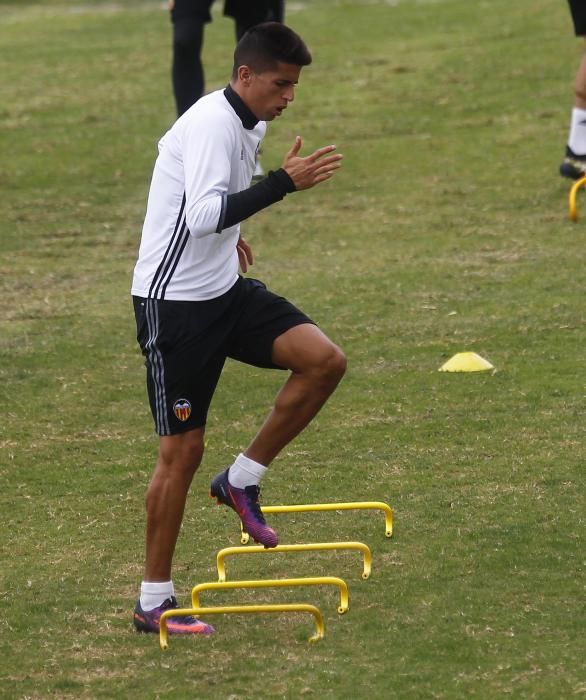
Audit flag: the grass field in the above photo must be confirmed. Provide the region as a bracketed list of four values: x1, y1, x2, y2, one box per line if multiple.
[0, 0, 585, 698]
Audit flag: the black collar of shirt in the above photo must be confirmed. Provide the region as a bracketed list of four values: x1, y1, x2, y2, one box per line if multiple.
[224, 84, 259, 130]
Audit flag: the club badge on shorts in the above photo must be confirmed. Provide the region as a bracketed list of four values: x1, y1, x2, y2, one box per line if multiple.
[173, 398, 191, 422]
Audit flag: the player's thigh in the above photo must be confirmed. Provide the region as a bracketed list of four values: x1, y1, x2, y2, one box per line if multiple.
[226, 278, 314, 369]
[134, 296, 227, 436]
[271, 323, 345, 375]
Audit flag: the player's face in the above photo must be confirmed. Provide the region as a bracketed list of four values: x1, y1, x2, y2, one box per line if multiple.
[244, 62, 302, 121]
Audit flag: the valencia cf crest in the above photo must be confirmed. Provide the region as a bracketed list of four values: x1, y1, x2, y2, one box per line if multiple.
[173, 399, 191, 422]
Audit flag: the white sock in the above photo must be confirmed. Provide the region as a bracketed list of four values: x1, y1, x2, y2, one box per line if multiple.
[228, 452, 267, 489]
[568, 107, 586, 155]
[140, 580, 174, 611]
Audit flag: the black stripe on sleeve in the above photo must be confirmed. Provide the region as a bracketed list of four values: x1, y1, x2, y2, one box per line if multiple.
[216, 194, 227, 233]
[148, 193, 186, 299]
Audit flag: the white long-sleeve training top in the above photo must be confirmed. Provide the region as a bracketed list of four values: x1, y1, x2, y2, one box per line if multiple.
[131, 88, 266, 301]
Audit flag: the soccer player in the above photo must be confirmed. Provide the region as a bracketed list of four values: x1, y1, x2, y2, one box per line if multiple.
[131, 22, 345, 635]
[560, 0, 586, 178]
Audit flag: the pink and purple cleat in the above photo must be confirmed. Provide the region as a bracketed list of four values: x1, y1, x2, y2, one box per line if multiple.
[210, 468, 278, 548]
[133, 596, 215, 635]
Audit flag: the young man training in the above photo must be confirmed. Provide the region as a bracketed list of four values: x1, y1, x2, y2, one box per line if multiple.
[131, 22, 345, 636]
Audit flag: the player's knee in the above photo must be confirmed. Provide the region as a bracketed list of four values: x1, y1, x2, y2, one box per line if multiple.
[315, 344, 347, 389]
[159, 430, 205, 476]
[327, 345, 347, 383]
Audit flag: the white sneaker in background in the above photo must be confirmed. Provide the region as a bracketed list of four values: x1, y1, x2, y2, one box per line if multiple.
[252, 159, 264, 180]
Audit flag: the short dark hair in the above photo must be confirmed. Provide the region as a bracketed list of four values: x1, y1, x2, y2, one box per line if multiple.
[232, 22, 312, 78]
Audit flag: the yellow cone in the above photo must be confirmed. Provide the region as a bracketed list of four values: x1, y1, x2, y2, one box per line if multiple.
[438, 352, 494, 373]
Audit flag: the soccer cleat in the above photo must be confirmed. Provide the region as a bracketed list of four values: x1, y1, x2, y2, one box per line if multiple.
[133, 596, 215, 635]
[560, 146, 586, 180]
[210, 468, 278, 548]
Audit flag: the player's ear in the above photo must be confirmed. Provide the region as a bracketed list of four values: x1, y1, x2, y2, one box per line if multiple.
[238, 65, 253, 86]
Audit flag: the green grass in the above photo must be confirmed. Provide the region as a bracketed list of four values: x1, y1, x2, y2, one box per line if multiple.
[1, 0, 584, 698]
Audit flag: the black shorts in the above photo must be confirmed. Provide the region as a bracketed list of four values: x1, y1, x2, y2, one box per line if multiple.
[569, 0, 586, 36]
[170, 0, 214, 23]
[170, 0, 284, 24]
[133, 277, 314, 436]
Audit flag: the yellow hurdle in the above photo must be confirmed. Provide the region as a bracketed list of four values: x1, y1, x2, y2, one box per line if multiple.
[159, 603, 325, 650]
[239, 501, 393, 544]
[191, 576, 350, 614]
[569, 174, 586, 220]
[216, 541, 372, 582]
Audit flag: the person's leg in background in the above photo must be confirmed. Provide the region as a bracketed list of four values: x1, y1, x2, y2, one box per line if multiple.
[170, 0, 214, 116]
[229, 0, 285, 41]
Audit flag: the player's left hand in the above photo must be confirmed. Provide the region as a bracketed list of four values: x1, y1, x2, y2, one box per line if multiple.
[237, 236, 254, 273]
[282, 136, 343, 191]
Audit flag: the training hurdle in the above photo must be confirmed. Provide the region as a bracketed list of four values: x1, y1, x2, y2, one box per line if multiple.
[216, 541, 372, 582]
[238, 501, 393, 544]
[159, 603, 324, 650]
[155, 499, 392, 650]
[192, 576, 350, 614]
[569, 174, 586, 220]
